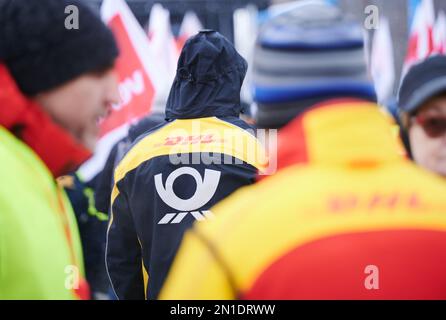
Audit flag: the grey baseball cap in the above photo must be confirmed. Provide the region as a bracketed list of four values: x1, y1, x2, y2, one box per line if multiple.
[399, 55, 446, 114]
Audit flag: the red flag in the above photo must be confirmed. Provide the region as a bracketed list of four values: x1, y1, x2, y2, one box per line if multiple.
[101, 14, 154, 138]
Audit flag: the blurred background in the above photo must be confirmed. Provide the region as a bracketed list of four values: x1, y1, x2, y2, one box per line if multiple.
[75, 0, 446, 184]
[80, 0, 446, 98]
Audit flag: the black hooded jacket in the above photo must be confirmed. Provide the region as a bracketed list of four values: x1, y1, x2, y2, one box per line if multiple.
[106, 31, 267, 299]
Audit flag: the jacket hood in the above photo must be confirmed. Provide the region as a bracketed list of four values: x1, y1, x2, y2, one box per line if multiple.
[165, 30, 248, 120]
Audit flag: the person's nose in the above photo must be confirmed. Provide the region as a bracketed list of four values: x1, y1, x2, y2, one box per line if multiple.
[99, 72, 120, 119]
[106, 71, 121, 106]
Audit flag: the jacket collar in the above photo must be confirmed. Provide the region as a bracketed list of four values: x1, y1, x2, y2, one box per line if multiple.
[276, 99, 406, 171]
[0, 64, 91, 177]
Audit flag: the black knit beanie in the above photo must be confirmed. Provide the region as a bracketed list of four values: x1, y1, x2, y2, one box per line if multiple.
[0, 0, 119, 96]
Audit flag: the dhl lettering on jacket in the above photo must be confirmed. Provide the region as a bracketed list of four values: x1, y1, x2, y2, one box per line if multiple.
[160, 100, 446, 300]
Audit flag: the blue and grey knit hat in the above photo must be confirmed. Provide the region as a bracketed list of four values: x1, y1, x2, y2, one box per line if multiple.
[253, 1, 376, 128]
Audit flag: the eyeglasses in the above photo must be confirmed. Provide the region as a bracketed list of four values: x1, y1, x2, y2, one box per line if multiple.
[414, 114, 446, 138]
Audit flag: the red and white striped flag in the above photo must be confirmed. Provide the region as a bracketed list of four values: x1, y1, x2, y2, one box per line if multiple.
[403, 0, 435, 75]
[176, 11, 203, 52]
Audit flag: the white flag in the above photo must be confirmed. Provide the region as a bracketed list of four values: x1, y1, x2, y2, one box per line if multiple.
[371, 17, 395, 104]
[434, 11, 446, 54]
[233, 5, 258, 105]
[147, 3, 178, 105]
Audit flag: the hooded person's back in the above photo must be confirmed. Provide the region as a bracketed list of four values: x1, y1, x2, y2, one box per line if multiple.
[106, 31, 267, 299]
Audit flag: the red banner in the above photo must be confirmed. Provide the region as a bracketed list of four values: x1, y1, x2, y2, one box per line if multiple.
[99, 14, 154, 138]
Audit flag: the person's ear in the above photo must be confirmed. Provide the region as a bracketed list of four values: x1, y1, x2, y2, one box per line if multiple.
[397, 111, 413, 160]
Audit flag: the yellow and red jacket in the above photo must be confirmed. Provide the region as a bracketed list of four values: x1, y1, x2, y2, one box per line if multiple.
[160, 99, 446, 300]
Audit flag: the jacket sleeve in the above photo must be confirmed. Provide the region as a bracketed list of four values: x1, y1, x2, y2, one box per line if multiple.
[106, 179, 145, 300]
